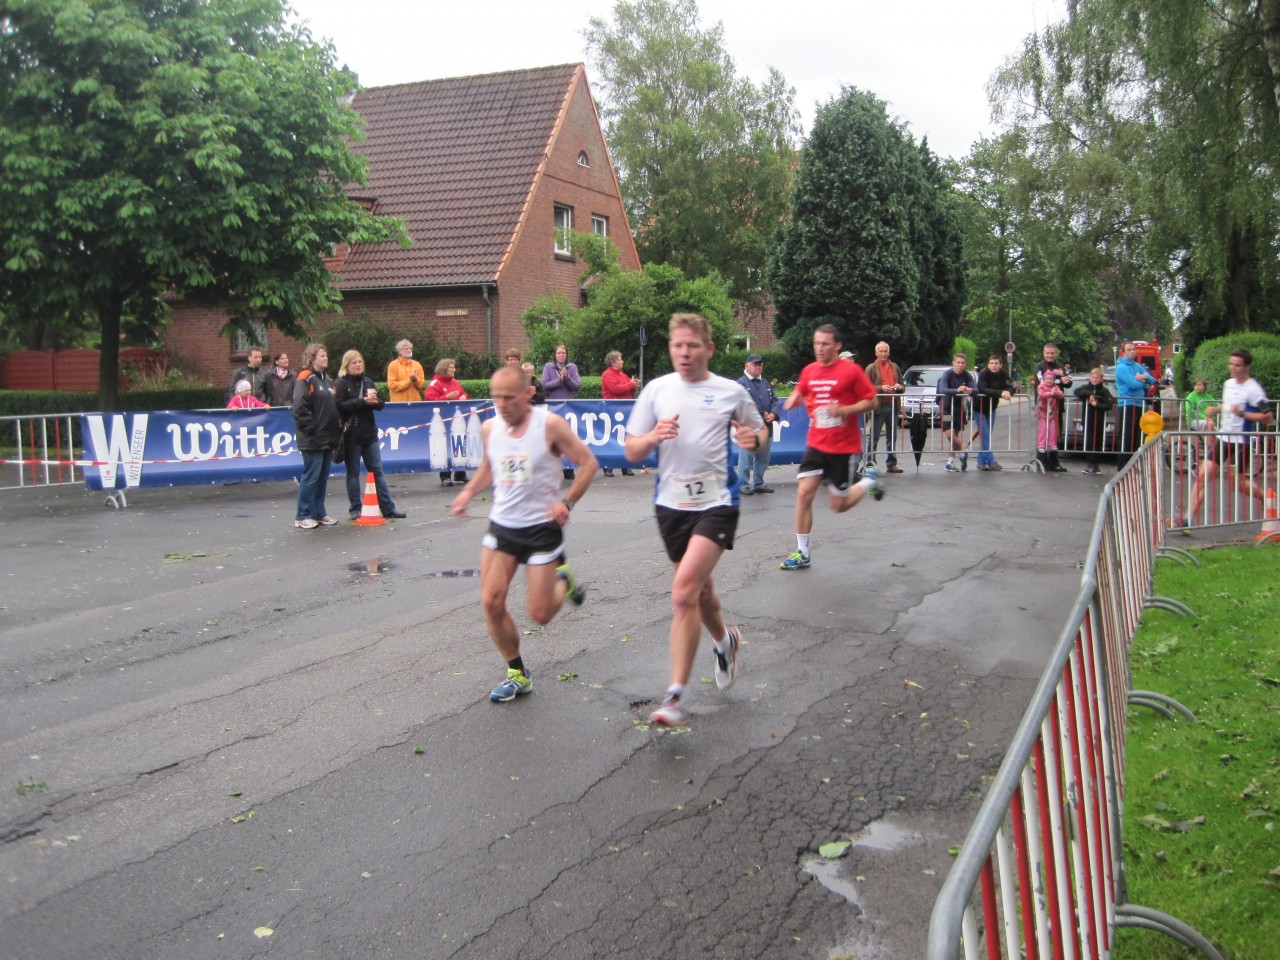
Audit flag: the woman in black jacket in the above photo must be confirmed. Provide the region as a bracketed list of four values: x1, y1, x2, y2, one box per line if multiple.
[1073, 367, 1115, 474]
[335, 350, 405, 519]
[291, 343, 342, 529]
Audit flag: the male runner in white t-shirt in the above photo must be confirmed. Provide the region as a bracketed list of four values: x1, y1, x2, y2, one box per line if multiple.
[625, 313, 768, 727]
[450, 366, 598, 704]
[1176, 348, 1273, 528]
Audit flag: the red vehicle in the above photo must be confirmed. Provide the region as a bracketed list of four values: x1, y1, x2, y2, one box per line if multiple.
[1129, 340, 1162, 397]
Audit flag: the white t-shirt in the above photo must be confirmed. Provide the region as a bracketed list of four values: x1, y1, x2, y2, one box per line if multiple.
[1219, 376, 1268, 442]
[626, 372, 762, 510]
[486, 406, 563, 528]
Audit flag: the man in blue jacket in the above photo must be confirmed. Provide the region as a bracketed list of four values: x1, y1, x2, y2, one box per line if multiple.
[737, 354, 779, 494]
[1114, 340, 1154, 465]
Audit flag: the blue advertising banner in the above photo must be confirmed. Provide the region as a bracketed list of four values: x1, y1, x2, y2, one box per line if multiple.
[80, 400, 813, 491]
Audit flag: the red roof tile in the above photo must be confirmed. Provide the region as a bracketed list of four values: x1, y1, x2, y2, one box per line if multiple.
[337, 64, 581, 290]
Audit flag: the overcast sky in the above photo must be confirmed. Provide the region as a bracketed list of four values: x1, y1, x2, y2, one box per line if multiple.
[286, 0, 1065, 161]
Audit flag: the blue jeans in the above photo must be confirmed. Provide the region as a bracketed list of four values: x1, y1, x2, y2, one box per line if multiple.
[296, 449, 331, 521]
[976, 411, 996, 465]
[345, 439, 396, 515]
[868, 406, 897, 468]
[736, 437, 770, 490]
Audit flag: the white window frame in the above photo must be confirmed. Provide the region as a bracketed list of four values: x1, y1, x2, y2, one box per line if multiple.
[233, 320, 268, 355]
[591, 214, 608, 236]
[577, 151, 590, 167]
[554, 204, 573, 255]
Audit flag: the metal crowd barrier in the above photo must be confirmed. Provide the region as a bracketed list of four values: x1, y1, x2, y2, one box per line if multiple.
[0, 413, 83, 490]
[925, 436, 1247, 960]
[862, 394, 1032, 470]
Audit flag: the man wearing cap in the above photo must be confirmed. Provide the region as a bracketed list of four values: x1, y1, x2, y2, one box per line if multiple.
[865, 341, 904, 473]
[737, 354, 779, 494]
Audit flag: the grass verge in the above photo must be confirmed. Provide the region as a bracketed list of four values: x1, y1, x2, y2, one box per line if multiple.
[1115, 545, 1280, 959]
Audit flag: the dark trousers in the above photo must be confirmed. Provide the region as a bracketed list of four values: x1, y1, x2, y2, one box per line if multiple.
[345, 440, 396, 514]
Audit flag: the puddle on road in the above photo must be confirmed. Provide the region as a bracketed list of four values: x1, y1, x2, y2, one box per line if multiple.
[803, 857, 861, 907]
[803, 816, 933, 960]
[347, 556, 391, 578]
[802, 817, 918, 907]
[345, 558, 480, 581]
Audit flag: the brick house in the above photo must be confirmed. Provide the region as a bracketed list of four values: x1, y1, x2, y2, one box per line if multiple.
[166, 63, 640, 384]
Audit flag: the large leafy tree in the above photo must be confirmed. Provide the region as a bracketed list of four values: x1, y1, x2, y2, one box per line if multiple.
[989, 0, 1280, 359]
[523, 234, 736, 377]
[953, 135, 1113, 369]
[584, 0, 799, 308]
[0, 0, 408, 409]
[765, 87, 964, 365]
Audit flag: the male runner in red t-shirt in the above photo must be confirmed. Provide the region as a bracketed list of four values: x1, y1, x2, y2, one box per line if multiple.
[779, 324, 885, 570]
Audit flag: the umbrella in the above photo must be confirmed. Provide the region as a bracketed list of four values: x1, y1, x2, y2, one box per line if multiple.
[908, 411, 930, 472]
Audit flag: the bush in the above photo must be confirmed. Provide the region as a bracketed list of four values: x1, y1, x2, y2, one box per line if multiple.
[1188, 332, 1280, 398]
[709, 346, 799, 382]
[0, 388, 225, 416]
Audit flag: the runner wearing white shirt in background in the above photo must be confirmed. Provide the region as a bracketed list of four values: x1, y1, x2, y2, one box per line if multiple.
[1175, 348, 1274, 529]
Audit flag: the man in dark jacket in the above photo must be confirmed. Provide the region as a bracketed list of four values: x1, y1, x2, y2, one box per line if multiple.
[226, 348, 270, 404]
[736, 354, 779, 494]
[1034, 343, 1073, 472]
[974, 355, 1013, 471]
[937, 354, 976, 472]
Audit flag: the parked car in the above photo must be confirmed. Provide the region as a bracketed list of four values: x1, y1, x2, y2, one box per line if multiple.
[901, 365, 950, 425]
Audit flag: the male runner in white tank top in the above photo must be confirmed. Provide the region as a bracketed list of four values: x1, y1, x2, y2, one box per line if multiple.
[450, 366, 598, 703]
[625, 313, 768, 727]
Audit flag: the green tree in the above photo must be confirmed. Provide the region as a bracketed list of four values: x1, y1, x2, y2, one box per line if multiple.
[584, 0, 799, 308]
[522, 256, 736, 378]
[766, 87, 964, 366]
[0, 0, 408, 409]
[953, 135, 1113, 368]
[989, 0, 1280, 360]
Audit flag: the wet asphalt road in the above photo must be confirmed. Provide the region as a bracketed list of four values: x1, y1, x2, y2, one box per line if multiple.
[0, 447, 1101, 959]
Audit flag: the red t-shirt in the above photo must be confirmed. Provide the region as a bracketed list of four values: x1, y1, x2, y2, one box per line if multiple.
[796, 359, 877, 454]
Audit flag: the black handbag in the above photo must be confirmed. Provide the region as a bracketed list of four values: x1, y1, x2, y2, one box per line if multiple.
[332, 417, 356, 464]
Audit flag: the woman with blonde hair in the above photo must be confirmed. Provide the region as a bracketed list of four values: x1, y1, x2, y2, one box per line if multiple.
[335, 350, 405, 519]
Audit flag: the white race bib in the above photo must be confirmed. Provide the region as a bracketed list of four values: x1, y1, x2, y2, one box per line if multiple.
[667, 471, 721, 509]
[815, 406, 845, 429]
[495, 454, 532, 487]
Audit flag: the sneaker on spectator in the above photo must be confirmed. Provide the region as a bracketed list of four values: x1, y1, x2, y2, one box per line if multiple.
[988, 461, 1004, 472]
[780, 550, 811, 570]
[317, 516, 339, 526]
[490, 668, 532, 703]
[649, 695, 688, 727]
[294, 518, 318, 529]
[714, 626, 741, 691]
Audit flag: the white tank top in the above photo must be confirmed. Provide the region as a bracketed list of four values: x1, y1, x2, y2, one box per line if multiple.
[487, 406, 563, 528]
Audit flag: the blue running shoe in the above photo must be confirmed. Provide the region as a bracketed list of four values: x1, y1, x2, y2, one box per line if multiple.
[945, 460, 960, 473]
[780, 550, 811, 570]
[490, 668, 532, 703]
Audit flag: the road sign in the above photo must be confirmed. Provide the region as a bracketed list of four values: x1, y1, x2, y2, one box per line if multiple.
[1004, 341, 1017, 354]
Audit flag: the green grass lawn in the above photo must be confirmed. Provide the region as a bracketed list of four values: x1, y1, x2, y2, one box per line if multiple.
[1115, 545, 1280, 960]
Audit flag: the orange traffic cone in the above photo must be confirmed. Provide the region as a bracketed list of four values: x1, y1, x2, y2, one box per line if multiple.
[1255, 487, 1278, 541]
[353, 472, 386, 527]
